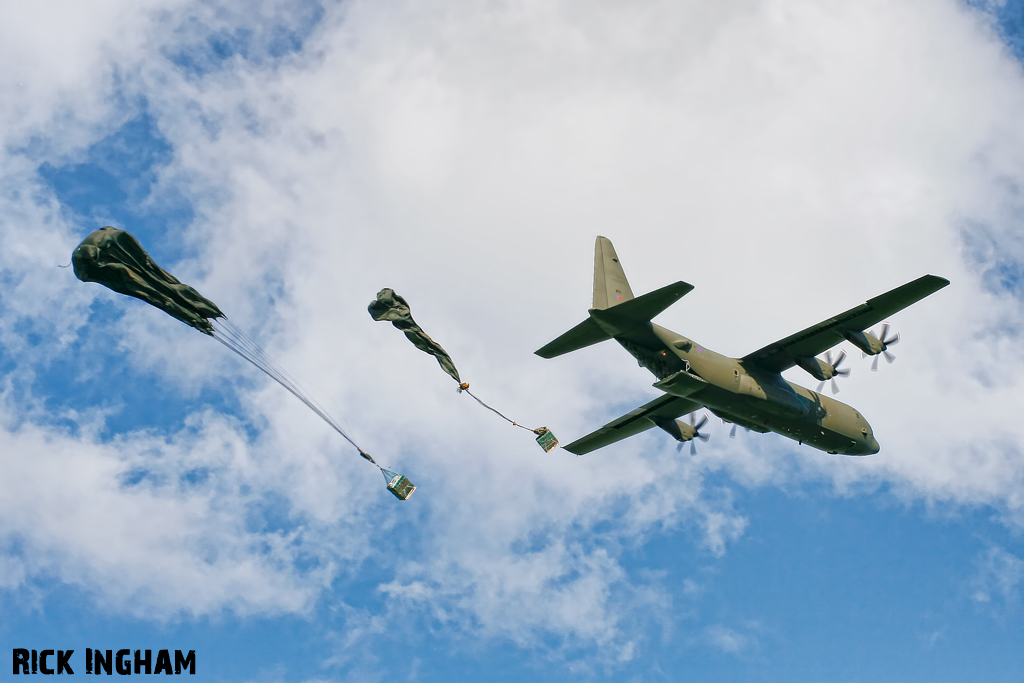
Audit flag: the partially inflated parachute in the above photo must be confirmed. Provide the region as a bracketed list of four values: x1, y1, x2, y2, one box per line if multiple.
[368, 289, 461, 383]
[72, 227, 415, 499]
[72, 227, 223, 334]
[368, 288, 558, 452]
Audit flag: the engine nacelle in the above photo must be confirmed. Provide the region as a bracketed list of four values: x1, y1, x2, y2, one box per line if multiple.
[842, 329, 884, 356]
[795, 356, 833, 381]
[652, 416, 696, 442]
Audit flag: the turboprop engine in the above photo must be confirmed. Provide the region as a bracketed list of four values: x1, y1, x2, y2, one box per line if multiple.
[652, 413, 711, 455]
[795, 350, 850, 394]
[842, 323, 900, 370]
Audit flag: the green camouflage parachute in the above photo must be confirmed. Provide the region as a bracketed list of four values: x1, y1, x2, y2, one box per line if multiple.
[368, 288, 461, 383]
[72, 227, 415, 499]
[72, 227, 223, 334]
[369, 288, 558, 452]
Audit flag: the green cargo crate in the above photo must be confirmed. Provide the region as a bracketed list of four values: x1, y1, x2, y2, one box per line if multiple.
[535, 428, 559, 452]
[383, 470, 417, 500]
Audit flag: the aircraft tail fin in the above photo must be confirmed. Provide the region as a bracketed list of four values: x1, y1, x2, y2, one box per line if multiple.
[593, 236, 634, 310]
[535, 237, 694, 359]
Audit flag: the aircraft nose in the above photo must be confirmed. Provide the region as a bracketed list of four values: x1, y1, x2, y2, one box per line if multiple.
[852, 429, 880, 455]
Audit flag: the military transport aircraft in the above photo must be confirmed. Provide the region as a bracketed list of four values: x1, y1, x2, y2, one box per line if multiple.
[536, 237, 949, 456]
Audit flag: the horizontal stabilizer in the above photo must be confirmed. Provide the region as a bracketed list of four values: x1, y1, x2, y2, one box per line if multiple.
[535, 280, 693, 358]
[589, 281, 694, 336]
[535, 318, 611, 359]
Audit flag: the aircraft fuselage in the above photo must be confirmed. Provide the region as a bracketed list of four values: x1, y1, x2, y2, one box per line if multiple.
[618, 323, 879, 455]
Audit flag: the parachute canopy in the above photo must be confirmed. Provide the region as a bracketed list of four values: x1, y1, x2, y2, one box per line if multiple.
[369, 287, 558, 452]
[72, 227, 223, 335]
[71, 228, 416, 499]
[368, 288, 461, 384]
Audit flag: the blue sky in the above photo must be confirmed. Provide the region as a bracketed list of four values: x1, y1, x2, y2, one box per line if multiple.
[2, 1, 1024, 681]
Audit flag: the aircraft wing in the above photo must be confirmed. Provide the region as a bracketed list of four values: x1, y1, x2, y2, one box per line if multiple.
[742, 274, 950, 373]
[564, 393, 702, 455]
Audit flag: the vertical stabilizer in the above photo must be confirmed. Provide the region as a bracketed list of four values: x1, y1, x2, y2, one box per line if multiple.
[593, 236, 634, 310]
[536, 237, 692, 359]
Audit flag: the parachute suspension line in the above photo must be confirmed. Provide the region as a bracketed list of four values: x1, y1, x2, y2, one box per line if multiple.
[210, 319, 341, 438]
[210, 318, 378, 466]
[211, 320, 375, 465]
[458, 384, 546, 435]
[213, 318, 309, 400]
[458, 383, 558, 451]
[210, 318, 352, 443]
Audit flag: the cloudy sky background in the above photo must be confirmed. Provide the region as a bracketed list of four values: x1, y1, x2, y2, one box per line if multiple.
[2, 0, 1023, 680]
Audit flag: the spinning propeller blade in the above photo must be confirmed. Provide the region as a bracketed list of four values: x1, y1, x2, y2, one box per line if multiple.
[721, 417, 748, 440]
[683, 412, 711, 456]
[815, 349, 850, 394]
[868, 322, 900, 372]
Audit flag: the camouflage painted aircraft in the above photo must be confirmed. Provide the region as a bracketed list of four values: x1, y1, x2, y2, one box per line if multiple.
[536, 237, 949, 456]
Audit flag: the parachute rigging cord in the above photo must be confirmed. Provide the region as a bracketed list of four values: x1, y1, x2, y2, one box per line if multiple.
[210, 317, 378, 466]
[457, 383, 548, 435]
[367, 287, 557, 450]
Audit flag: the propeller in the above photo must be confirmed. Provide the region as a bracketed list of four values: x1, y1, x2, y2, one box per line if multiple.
[677, 412, 711, 455]
[722, 418, 750, 439]
[866, 322, 900, 371]
[815, 349, 851, 395]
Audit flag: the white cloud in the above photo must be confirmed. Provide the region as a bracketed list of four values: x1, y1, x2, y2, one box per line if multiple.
[971, 544, 1023, 606]
[2, 0, 1024, 660]
[0, 552, 26, 590]
[0, 396, 382, 617]
[705, 624, 752, 654]
[701, 503, 749, 557]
